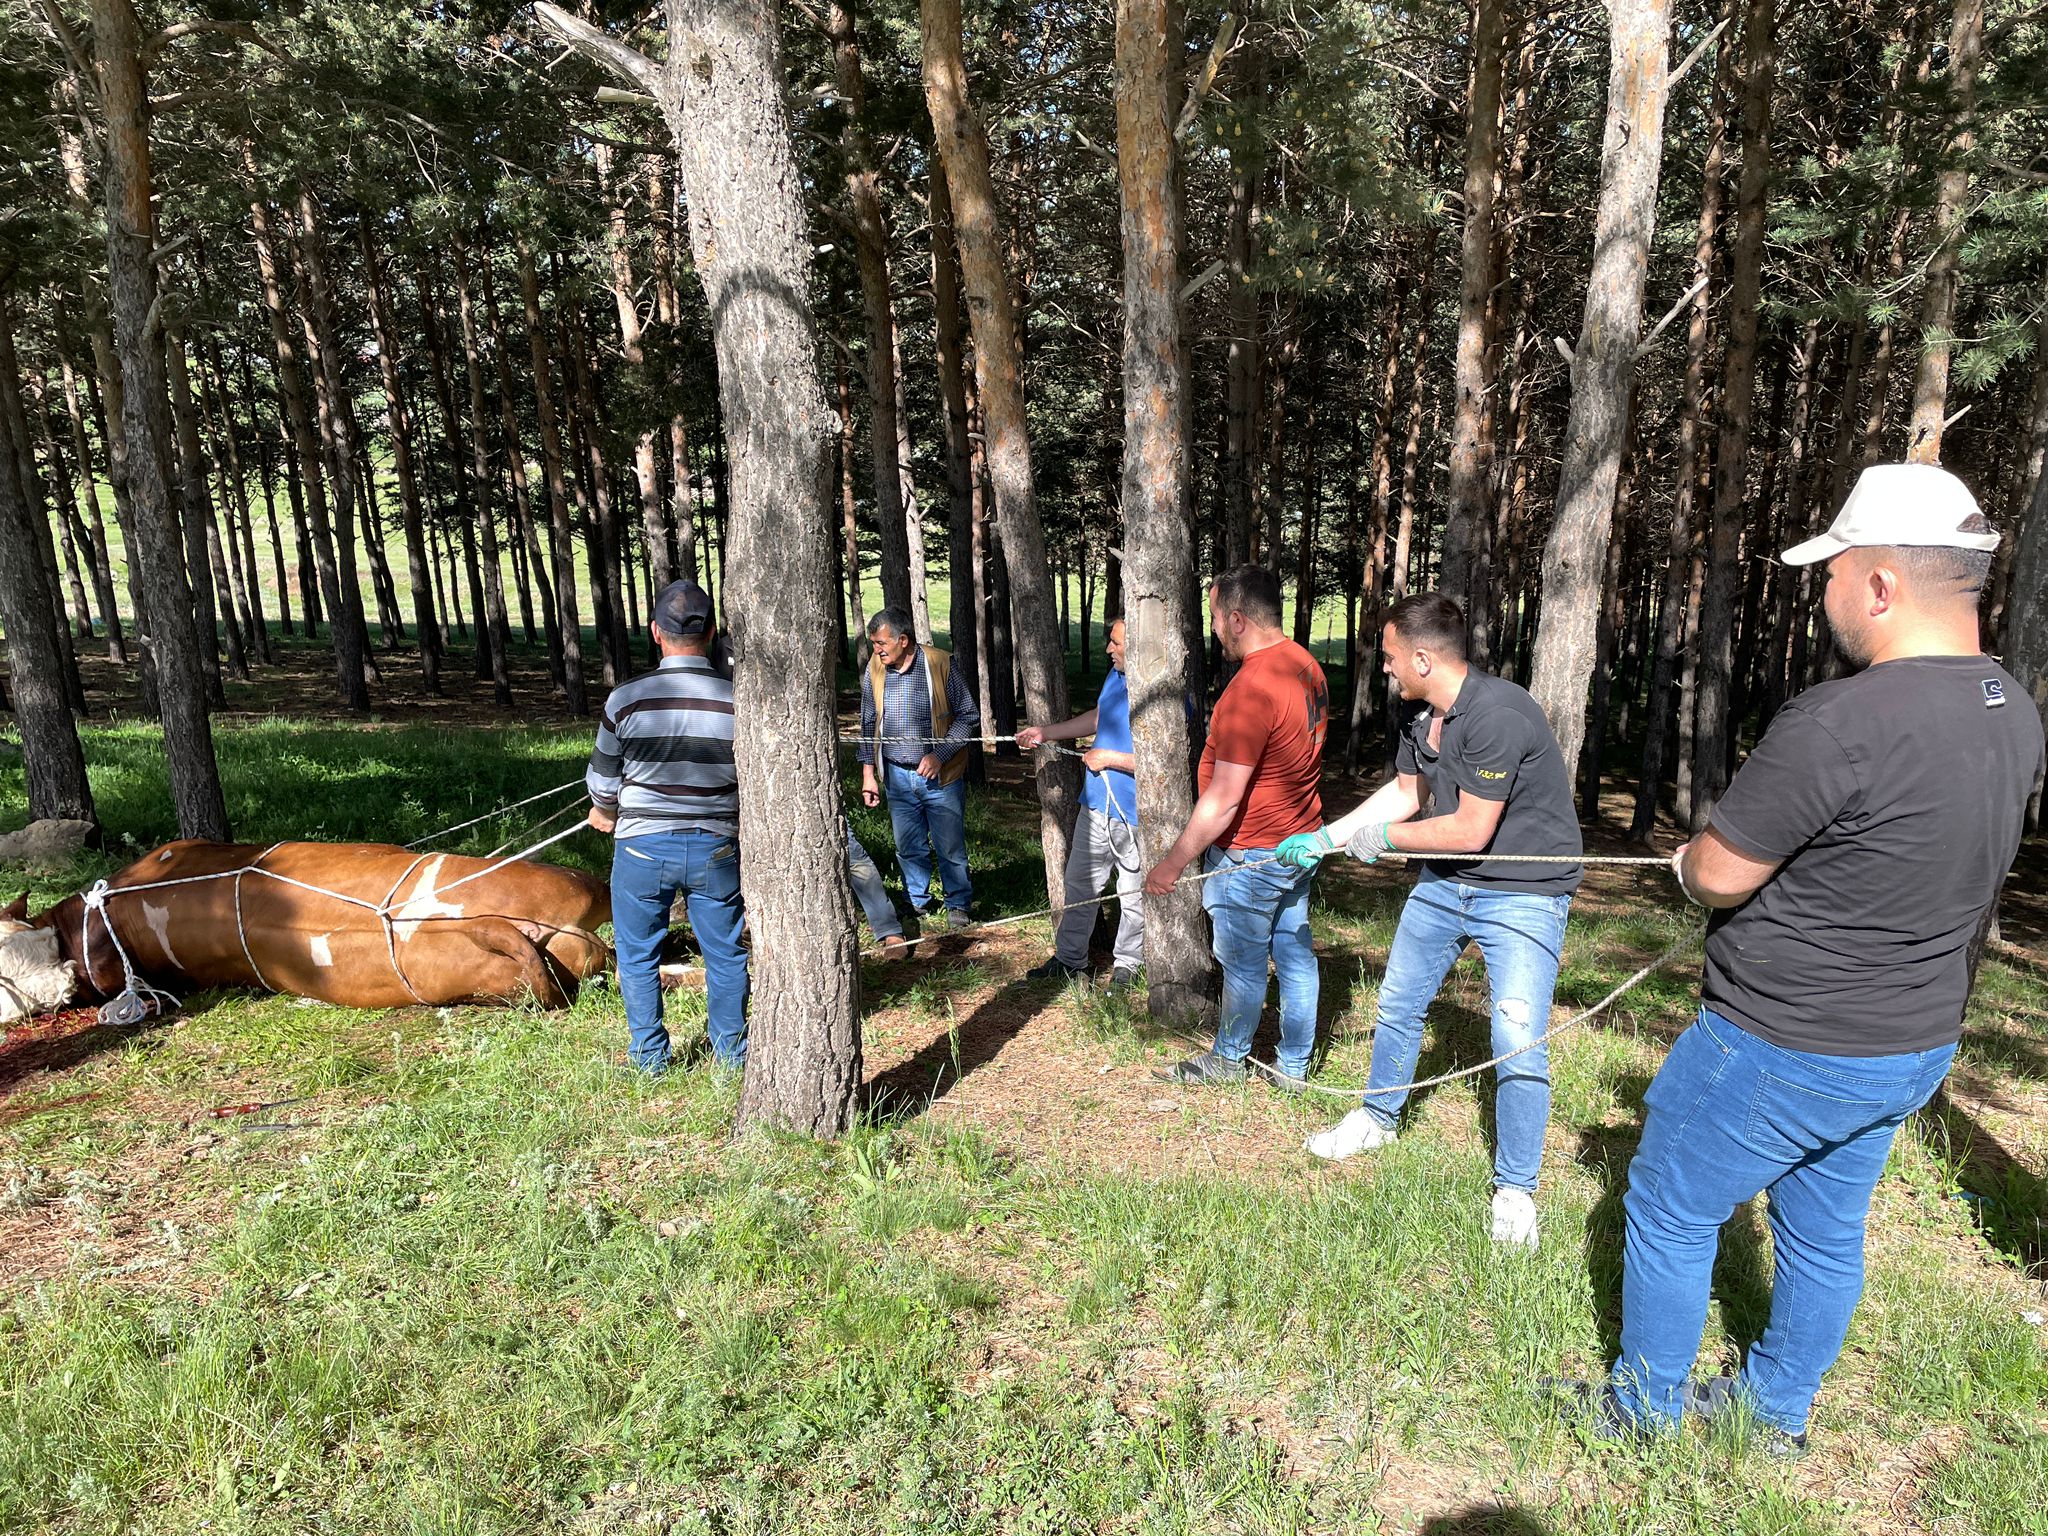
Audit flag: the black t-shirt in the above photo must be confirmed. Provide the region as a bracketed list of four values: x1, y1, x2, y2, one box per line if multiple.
[1395, 669, 1583, 894]
[1704, 655, 2044, 1057]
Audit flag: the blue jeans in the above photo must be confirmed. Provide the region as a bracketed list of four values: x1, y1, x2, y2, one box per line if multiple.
[847, 831, 902, 940]
[1362, 877, 1571, 1193]
[611, 829, 749, 1071]
[883, 761, 971, 916]
[1202, 846, 1318, 1080]
[1613, 1007, 1956, 1435]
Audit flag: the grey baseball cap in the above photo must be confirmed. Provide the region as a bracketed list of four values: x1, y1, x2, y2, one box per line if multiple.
[651, 580, 715, 637]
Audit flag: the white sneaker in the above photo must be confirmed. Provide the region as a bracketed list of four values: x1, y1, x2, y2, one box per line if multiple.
[1490, 1188, 1540, 1250]
[1304, 1108, 1398, 1162]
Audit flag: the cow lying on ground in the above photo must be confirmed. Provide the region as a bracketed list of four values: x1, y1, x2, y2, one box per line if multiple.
[14, 840, 611, 1013]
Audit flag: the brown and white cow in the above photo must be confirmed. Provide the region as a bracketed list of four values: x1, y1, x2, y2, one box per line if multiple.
[26, 840, 610, 1012]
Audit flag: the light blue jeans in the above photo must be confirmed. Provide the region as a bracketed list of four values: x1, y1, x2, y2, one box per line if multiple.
[1361, 876, 1572, 1193]
[611, 829, 748, 1070]
[883, 760, 971, 916]
[1202, 846, 1318, 1081]
[1613, 1006, 1957, 1435]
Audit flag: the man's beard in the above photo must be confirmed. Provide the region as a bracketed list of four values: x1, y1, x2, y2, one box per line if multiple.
[1826, 610, 1873, 669]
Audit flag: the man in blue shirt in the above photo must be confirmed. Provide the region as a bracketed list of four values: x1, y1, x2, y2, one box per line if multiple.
[1017, 618, 1145, 986]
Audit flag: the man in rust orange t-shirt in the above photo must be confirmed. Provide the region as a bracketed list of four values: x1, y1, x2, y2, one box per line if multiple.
[1145, 564, 1328, 1086]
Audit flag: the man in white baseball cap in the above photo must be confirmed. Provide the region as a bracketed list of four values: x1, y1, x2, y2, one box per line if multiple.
[1558, 463, 2043, 1454]
[1778, 461, 2004, 568]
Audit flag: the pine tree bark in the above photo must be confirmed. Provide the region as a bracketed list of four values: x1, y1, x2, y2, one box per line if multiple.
[89, 0, 228, 839]
[1906, 0, 1983, 464]
[360, 225, 442, 692]
[539, 0, 863, 1138]
[164, 325, 228, 704]
[514, 241, 585, 709]
[1116, 0, 1217, 1021]
[1691, 0, 1775, 827]
[1439, 0, 1509, 655]
[0, 302, 96, 828]
[930, 160, 981, 773]
[920, 0, 1079, 905]
[3, 354, 87, 714]
[200, 344, 271, 664]
[1527, 0, 1672, 781]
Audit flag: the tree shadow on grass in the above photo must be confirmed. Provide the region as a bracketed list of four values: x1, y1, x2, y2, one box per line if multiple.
[1422, 1507, 1554, 1536]
[863, 971, 1065, 1125]
[1920, 1086, 2048, 1281]
[1577, 1078, 1775, 1366]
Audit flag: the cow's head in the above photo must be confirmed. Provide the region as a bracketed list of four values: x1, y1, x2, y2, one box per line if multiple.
[0, 892, 80, 1025]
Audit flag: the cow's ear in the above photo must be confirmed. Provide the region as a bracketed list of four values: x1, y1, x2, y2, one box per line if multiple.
[1, 892, 26, 923]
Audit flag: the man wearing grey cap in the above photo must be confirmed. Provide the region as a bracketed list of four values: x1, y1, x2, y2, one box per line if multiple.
[586, 580, 748, 1074]
[1571, 465, 2044, 1454]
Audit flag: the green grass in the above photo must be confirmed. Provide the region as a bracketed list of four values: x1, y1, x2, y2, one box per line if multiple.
[4, 721, 2046, 1534]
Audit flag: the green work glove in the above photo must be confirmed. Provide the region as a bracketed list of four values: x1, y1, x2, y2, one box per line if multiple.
[1276, 828, 1335, 869]
[1345, 822, 1394, 864]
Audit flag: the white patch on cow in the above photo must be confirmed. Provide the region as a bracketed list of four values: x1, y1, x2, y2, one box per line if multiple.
[141, 902, 182, 969]
[158, 849, 175, 863]
[309, 934, 334, 968]
[389, 856, 466, 942]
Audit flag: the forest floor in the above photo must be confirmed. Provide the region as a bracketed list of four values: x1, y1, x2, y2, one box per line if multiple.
[2, 647, 2046, 1535]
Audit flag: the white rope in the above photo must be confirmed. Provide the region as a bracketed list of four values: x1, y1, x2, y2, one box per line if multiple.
[404, 779, 586, 849]
[1225, 934, 1700, 1101]
[79, 881, 181, 1027]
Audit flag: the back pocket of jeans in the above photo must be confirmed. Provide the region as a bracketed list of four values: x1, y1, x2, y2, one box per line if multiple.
[1744, 1071, 1888, 1160]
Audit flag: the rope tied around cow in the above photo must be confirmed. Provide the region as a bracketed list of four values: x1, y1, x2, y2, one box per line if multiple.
[74, 819, 602, 1025]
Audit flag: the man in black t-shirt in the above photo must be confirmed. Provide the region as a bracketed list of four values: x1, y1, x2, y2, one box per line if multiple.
[1588, 464, 2044, 1454]
[1280, 592, 1584, 1250]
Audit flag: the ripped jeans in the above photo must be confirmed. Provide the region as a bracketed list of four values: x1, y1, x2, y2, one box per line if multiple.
[1359, 876, 1572, 1192]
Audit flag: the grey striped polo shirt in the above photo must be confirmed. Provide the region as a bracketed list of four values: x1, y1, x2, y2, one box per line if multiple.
[586, 656, 739, 841]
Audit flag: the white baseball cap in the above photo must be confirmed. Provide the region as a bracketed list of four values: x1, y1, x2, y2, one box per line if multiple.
[1781, 463, 2000, 566]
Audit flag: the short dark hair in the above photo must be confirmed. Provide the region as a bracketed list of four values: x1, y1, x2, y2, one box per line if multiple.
[867, 606, 914, 641]
[1879, 514, 1996, 602]
[1209, 564, 1283, 628]
[1384, 592, 1468, 660]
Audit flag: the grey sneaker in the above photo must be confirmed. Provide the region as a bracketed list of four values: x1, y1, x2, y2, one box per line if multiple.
[1684, 1376, 1809, 1460]
[1106, 967, 1142, 989]
[1263, 1065, 1312, 1094]
[1544, 1379, 1656, 1446]
[1157, 1050, 1248, 1086]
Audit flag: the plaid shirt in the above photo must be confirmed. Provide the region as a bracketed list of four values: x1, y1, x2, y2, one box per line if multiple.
[857, 645, 981, 768]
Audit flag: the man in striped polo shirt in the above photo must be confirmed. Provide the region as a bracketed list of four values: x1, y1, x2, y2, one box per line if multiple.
[858, 606, 982, 927]
[586, 580, 746, 1074]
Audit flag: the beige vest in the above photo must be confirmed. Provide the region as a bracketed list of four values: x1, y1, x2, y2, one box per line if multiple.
[867, 646, 969, 786]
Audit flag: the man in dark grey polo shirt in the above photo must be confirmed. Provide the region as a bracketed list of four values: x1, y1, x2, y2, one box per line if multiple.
[1580, 464, 2043, 1454]
[1281, 591, 1583, 1249]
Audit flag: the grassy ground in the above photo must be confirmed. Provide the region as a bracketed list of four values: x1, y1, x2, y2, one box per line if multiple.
[3, 702, 2046, 1534]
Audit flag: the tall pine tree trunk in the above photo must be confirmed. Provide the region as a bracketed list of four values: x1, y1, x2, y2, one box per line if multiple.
[90, 0, 228, 839]
[0, 298, 96, 829]
[920, 0, 1079, 905]
[515, 241, 585, 709]
[1906, 0, 1983, 464]
[540, 0, 862, 1138]
[1691, 0, 1774, 826]
[450, 235, 515, 705]
[1528, 0, 1672, 780]
[1631, 8, 1731, 841]
[360, 225, 442, 692]
[1439, 0, 1509, 656]
[931, 160, 981, 775]
[1117, 0, 1217, 1020]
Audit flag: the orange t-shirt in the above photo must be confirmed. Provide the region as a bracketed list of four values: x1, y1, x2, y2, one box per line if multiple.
[1198, 638, 1328, 850]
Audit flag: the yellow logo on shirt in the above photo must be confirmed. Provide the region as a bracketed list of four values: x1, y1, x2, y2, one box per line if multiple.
[1477, 768, 1506, 780]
